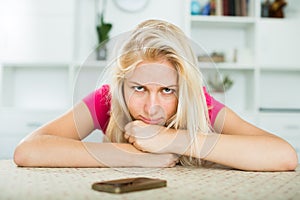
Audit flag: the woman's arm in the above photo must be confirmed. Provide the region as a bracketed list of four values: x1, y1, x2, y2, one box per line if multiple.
[204, 107, 298, 171]
[14, 102, 178, 168]
[14, 135, 178, 168]
[125, 107, 298, 171]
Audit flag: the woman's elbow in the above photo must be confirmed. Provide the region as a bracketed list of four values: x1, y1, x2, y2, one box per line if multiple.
[279, 144, 298, 171]
[13, 141, 32, 167]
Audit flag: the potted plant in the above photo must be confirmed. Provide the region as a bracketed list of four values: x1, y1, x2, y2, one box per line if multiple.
[96, 13, 112, 60]
[208, 73, 234, 103]
[208, 74, 233, 92]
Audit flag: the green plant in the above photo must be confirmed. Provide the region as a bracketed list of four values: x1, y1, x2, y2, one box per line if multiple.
[208, 74, 234, 92]
[96, 13, 112, 45]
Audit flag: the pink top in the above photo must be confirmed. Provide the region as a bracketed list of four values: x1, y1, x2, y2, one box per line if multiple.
[83, 84, 224, 133]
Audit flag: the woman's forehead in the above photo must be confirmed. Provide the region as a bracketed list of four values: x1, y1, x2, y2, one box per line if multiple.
[125, 61, 178, 86]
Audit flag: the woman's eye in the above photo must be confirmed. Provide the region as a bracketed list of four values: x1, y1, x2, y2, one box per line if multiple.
[162, 88, 174, 94]
[133, 86, 145, 92]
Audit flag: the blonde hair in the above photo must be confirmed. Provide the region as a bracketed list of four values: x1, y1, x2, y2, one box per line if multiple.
[105, 19, 212, 166]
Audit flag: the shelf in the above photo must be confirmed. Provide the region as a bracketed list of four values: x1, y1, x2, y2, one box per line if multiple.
[191, 15, 256, 28]
[0, 107, 66, 113]
[1, 61, 70, 68]
[1, 65, 70, 109]
[78, 60, 108, 68]
[258, 17, 290, 22]
[0, 60, 110, 69]
[260, 65, 300, 72]
[259, 71, 300, 110]
[259, 108, 300, 113]
[199, 62, 255, 71]
[0, 108, 65, 137]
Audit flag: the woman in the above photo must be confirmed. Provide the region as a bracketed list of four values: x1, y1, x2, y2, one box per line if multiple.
[14, 19, 298, 171]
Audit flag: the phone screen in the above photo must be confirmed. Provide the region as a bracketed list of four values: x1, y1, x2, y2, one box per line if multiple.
[92, 177, 167, 194]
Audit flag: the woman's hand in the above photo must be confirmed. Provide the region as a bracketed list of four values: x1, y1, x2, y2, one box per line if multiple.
[124, 120, 179, 154]
[139, 153, 180, 168]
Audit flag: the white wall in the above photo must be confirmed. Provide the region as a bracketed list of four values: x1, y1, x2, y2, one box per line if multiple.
[76, 0, 187, 61]
[0, 0, 76, 63]
[105, 0, 186, 36]
[0, 0, 186, 62]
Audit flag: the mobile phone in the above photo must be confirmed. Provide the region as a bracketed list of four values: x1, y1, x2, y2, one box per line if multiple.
[91, 177, 167, 194]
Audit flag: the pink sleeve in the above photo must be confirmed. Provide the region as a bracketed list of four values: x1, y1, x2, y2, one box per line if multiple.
[82, 85, 111, 133]
[203, 87, 225, 126]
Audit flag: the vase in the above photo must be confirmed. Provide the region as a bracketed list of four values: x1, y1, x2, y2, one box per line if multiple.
[96, 45, 107, 60]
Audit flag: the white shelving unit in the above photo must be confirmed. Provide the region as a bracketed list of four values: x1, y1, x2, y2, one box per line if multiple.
[185, 1, 258, 121]
[0, 60, 106, 159]
[0, 0, 103, 159]
[185, 0, 300, 159]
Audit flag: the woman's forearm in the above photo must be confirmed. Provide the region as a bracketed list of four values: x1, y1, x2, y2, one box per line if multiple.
[14, 135, 99, 167]
[202, 134, 297, 171]
[173, 132, 298, 171]
[14, 135, 177, 168]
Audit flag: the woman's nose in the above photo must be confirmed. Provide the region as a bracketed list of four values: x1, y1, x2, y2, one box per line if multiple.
[145, 93, 160, 116]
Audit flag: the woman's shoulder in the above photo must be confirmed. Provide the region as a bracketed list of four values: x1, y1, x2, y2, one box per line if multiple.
[95, 84, 110, 95]
[202, 87, 225, 125]
[82, 84, 111, 131]
[202, 87, 211, 105]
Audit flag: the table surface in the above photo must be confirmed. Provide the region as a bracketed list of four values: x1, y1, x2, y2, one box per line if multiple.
[1, 160, 300, 200]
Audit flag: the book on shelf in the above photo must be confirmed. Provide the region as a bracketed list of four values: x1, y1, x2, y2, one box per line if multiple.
[198, 0, 249, 17]
[215, 0, 223, 16]
[223, 0, 229, 15]
[228, 0, 235, 16]
[228, 0, 248, 16]
[235, 0, 241, 16]
[240, 0, 247, 16]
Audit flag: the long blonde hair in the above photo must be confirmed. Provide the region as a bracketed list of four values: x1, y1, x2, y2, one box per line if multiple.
[105, 19, 212, 166]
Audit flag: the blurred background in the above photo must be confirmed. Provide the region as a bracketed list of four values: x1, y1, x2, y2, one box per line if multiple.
[0, 0, 300, 161]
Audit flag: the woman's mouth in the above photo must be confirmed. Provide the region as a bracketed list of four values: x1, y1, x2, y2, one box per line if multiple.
[139, 116, 165, 125]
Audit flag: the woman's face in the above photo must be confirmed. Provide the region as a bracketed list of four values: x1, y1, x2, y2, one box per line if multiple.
[124, 60, 178, 125]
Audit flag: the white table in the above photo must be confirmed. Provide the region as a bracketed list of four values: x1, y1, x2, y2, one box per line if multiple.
[0, 160, 299, 199]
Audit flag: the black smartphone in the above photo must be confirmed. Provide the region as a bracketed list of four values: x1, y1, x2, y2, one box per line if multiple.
[91, 177, 167, 194]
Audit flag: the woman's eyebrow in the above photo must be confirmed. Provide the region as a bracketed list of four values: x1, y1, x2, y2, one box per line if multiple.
[129, 81, 178, 88]
[163, 85, 178, 88]
[128, 81, 143, 85]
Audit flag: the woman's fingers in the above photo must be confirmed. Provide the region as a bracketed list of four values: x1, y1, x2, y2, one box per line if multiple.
[128, 136, 135, 144]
